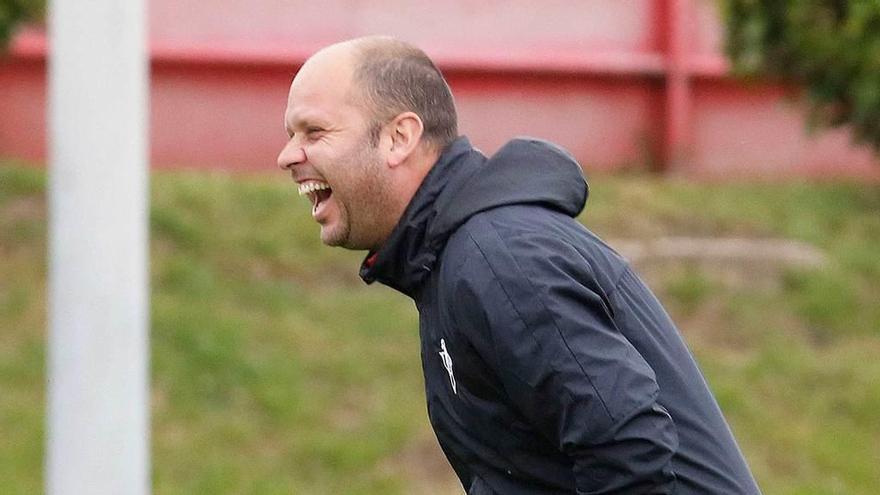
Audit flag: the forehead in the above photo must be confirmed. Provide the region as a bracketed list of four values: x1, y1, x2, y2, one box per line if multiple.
[285, 51, 364, 128]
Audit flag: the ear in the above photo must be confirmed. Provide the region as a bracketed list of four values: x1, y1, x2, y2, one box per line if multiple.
[385, 111, 424, 168]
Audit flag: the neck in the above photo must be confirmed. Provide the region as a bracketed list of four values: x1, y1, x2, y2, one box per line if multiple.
[371, 145, 442, 251]
[403, 144, 442, 202]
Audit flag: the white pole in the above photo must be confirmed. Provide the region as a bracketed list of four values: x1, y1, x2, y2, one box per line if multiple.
[47, 0, 150, 492]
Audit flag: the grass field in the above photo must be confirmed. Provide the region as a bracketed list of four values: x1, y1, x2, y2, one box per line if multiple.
[2, 162, 879, 494]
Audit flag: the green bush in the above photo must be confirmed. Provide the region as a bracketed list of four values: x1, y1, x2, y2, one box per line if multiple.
[725, 1, 880, 153]
[0, 0, 43, 50]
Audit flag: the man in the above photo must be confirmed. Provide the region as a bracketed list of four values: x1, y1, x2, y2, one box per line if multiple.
[278, 36, 761, 494]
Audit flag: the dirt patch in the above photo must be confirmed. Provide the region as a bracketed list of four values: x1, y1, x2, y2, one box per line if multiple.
[327, 389, 372, 432]
[0, 195, 45, 224]
[610, 237, 825, 268]
[676, 298, 752, 355]
[380, 431, 463, 494]
[613, 236, 826, 294]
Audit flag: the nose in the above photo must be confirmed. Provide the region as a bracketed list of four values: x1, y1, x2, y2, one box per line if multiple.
[277, 140, 306, 171]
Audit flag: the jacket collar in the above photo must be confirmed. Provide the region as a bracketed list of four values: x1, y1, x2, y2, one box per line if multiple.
[359, 135, 589, 298]
[359, 136, 483, 297]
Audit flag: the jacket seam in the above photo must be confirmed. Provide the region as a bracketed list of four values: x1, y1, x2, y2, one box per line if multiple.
[462, 223, 616, 424]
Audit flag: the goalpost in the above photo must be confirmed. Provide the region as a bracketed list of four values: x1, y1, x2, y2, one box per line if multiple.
[46, 0, 150, 493]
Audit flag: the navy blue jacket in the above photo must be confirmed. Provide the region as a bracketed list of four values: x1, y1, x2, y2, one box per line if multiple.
[361, 137, 761, 494]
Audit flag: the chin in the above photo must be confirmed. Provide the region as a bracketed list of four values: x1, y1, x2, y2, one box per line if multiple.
[319, 226, 349, 248]
[320, 233, 344, 247]
[326, 232, 378, 251]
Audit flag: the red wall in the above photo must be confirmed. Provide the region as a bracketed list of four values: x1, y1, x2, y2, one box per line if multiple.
[1, 0, 878, 179]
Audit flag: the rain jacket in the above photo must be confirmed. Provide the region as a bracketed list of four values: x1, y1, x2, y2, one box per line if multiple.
[360, 137, 761, 494]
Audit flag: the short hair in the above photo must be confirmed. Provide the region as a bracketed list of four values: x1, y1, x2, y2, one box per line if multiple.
[351, 37, 458, 151]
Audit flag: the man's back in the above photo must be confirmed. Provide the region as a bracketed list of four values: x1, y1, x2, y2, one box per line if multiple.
[364, 137, 760, 494]
[427, 203, 759, 493]
[278, 36, 760, 495]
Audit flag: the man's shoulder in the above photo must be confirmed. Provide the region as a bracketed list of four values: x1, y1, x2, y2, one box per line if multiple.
[454, 202, 560, 235]
[441, 204, 628, 291]
[448, 204, 605, 258]
[445, 204, 564, 258]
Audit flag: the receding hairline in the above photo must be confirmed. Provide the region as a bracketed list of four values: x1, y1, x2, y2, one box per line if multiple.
[295, 36, 458, 150]
[346, 36, 427, 108]
[296, 36, 409, 92]
[299, 35, 442, 109]
[292, 37, 401, 110]
[353, 37, 458, 149]
[349, 35, 423, 60]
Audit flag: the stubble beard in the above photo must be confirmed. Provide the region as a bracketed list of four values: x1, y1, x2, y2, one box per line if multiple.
[322, 138, 393, 251]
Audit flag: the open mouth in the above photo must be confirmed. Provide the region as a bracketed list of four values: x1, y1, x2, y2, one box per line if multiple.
[298, 180, 332, 214]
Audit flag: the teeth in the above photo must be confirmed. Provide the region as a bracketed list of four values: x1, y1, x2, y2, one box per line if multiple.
[297, 181, 330, 196]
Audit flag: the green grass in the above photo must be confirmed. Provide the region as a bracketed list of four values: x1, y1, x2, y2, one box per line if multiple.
[1, 163, 879, 494]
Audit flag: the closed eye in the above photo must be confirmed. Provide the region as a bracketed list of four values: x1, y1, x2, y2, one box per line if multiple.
[285, 122, 328, 141]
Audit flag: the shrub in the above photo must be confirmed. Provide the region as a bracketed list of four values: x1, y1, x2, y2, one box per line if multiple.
[0, 0, 43, 50]
[725, 1, 880, 153]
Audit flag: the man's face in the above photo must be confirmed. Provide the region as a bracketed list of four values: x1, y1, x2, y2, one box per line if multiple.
[277, 52, 393, 250]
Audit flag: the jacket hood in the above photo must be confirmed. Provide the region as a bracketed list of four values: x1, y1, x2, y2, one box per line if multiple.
[360, 136, 589, 297]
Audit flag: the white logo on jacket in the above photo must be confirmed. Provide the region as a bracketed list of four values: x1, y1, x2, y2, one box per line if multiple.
[438, 338, 457, 394]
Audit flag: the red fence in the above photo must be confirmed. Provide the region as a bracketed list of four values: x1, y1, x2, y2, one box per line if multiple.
[1, 0, 878, 179]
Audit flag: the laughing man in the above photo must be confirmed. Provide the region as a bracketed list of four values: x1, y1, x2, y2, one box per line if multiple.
[277, 36, 761, 495]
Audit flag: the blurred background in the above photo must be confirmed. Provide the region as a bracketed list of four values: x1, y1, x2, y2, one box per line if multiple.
[2, 1, 879, 493]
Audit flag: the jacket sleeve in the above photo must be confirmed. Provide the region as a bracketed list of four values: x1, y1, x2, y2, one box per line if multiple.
[451, 229, 678, 494]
